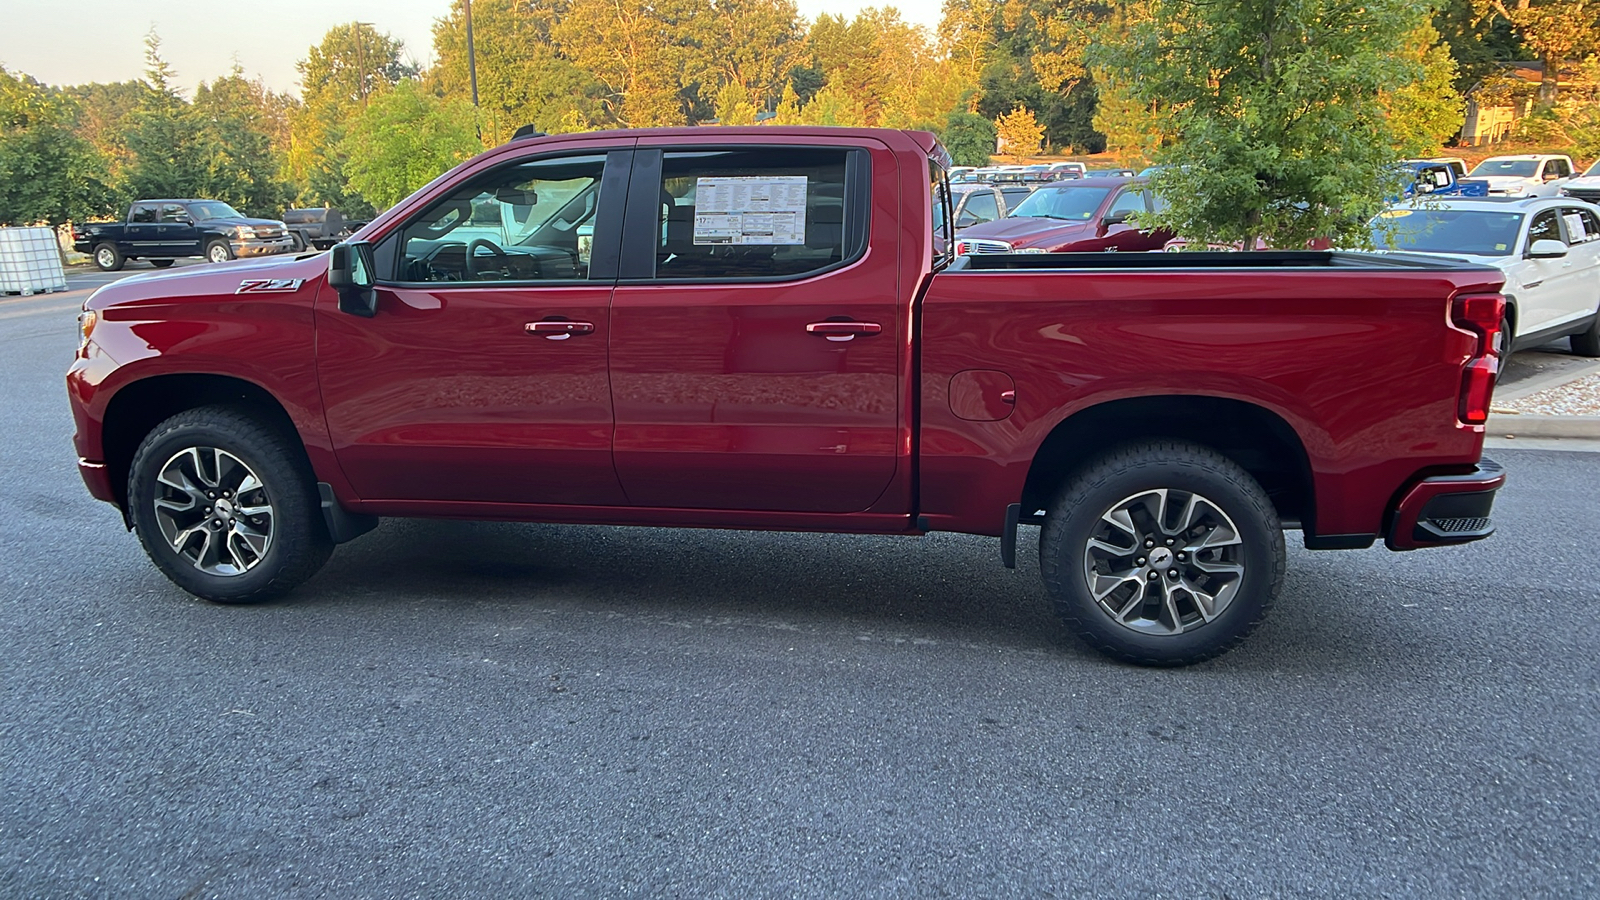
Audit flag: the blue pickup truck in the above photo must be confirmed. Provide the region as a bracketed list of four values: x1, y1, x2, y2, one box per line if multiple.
[1401, 160, 1490, 199]
[72, 199, 295, 271]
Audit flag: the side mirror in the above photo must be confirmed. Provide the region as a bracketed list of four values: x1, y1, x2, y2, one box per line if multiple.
[328, 241, 378, 317]
[1528, 238, 1568, 259]
[1103, 212, 1131, 227]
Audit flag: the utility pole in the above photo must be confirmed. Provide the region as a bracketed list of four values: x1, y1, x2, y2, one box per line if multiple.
[352, 21, 374, 108]
[464, 0, 479, 108]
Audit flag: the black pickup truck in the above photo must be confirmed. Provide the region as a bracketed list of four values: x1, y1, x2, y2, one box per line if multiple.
[73, 199, 294, 271]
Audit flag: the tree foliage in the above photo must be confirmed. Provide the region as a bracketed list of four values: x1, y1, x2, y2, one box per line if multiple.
[191, 68, 296, 215]
[0, 67, 112, 225]
[1097, 0, 1420, 250]
[340, 80, 482, 211]
[995, 106, 1043, 162]
[289, 24, 418, 215]
[942, 108, 996, 165]
[122, 31, 207, 202]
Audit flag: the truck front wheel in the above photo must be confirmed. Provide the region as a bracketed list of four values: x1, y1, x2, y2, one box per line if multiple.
[128, 407, 333, 604]
[1039, 441, 1285, 666]
[93, 243, 124, 271]
[205, 240, 233, 263]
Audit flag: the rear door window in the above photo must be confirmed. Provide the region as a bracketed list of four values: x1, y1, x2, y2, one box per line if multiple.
[643, 147, 866, 280]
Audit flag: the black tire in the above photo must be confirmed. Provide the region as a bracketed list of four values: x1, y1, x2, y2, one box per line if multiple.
[149, 259, 175, 268]
[1039, 441, 1286, 667]
[289, 232, 308, 252]
[1573, 306, 1600, 357]
[128, 407, 333, 604]
[204, 239, 234, 264]
[93, 243, 124, 271]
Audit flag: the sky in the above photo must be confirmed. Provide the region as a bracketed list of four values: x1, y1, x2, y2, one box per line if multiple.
[1, 0, 946, 97]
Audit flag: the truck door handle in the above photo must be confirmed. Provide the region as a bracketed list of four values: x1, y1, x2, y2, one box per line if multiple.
[806, 321, 882, 342]
[526, 320, 595, 340]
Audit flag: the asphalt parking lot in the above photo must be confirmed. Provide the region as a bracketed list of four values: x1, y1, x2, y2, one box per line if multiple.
[1, 277, 1597, 896]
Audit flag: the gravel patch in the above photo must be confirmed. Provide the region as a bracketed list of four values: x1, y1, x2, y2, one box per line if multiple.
[1497, 372, 1600, 416]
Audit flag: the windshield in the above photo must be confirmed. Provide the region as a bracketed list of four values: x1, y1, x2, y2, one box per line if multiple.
[1370, 208, 1524, 256]
[1584, 161, 1600, 177]
[1010, 186, 1111, 221]
[188, 202, 244, 220]
[1469, 159, 1538, 178]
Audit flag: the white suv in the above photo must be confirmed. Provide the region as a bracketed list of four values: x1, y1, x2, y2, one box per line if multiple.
[1467, 154, 1575, 197]
[1368, 196, 1600, 358]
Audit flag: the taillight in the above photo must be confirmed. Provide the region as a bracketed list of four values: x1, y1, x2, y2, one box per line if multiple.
[1450, 293, 1505, 425]
[954, 241, 970, 256]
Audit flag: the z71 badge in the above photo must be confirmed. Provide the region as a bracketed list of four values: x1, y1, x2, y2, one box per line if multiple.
[235, 278, 304, 294]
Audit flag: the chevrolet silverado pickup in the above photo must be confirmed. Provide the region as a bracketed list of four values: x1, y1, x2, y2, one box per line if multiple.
[68, 127, 1509, 666]
[73, 199, 294, 270]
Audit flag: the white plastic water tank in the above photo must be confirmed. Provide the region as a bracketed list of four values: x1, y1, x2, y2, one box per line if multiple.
[0, 226, 68, 295]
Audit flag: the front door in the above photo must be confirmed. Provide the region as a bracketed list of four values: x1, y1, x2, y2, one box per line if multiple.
[607, 141, 904, 513]
[160, 203, 199, 256]
[316, 146, 633, 506]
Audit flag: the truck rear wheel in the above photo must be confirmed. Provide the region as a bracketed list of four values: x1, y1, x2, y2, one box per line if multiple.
[128, 407, 333, 604]
[150, 259, 175, 268]
[93, 243, 124, 271]
[205, 240, 233, 263]
[1039, 441, 1285, 666]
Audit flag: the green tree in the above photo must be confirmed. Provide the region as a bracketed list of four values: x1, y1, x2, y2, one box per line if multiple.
[553, 0, 701, 126]
[1478, 0, 1599, 105]
[994, 105, 1042, 162]
[1383, 20, 1466, 155]
[289, 24, 418, 215]
[941, 108, 996, 165]
[1097, 0, 1418, 250]
[340, 80, 482, 211]
[794, 82, 868, 125]
[0, 67, 113, 225]
[429, 0, 606, 144]
[62, 79, 144, 192]
[190, 67, 294, 215]
[122, 31, 208, 202]
[713, 80, 758, 125]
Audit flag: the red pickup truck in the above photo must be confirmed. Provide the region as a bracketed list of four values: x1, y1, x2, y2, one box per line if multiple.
[68, 126, 1508, 666]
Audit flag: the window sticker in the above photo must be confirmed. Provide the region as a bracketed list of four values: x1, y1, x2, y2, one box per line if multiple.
[694, 175, 807, 245]
[1564, 213, 1587, 240]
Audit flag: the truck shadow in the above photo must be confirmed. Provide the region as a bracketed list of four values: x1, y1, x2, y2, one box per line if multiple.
[289, 518, 1427, 671]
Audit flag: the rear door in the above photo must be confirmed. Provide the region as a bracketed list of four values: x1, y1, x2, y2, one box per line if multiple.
[607, 139, 904, 513]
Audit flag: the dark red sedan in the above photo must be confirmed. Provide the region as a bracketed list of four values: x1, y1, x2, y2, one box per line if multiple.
[953, 176, 1173, 254]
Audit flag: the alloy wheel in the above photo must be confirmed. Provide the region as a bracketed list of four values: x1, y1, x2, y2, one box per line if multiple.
[151, 446, 274, 576]
[1081, 488, 1245, 636]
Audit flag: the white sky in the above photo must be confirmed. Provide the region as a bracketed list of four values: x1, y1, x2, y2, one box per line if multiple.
[1, 0, 946, 96]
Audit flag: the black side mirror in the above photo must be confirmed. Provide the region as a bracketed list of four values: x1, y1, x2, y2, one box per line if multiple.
[1103, 212, 1131, 227]
[329, 241, 377, 317]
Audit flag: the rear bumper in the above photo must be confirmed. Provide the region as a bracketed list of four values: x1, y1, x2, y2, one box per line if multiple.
[1385, 457, 1504, 550]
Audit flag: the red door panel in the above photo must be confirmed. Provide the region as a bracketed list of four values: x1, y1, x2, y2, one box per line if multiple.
[317, 284, 625, 505]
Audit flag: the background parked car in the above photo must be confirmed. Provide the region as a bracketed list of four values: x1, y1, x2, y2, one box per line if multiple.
[1399, 160, 1489, 199]
[1369, 196, 1600, 358]
[1467, 154, 1575, 197]
[936, 183, 1038, 253]
[72, 199, 293, 270]
[1560, 159, 1600, 205]
[953, 176, 1174, 254]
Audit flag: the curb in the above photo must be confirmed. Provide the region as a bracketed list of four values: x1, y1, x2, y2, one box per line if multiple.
[1485, 414, 1600, 439]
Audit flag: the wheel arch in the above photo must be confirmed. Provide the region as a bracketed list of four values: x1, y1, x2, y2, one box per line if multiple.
[1021, 395, 1317, 532]
[101, 373, 308, 510]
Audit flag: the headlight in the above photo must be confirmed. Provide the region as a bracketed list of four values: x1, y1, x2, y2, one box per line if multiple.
[234, 226, 257, 239]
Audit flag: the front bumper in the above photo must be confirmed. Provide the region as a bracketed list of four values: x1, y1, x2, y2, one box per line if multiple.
[1385, 457, 1505, 550]
[78, 458, 116, 504]
[232, 236, 295, 257]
